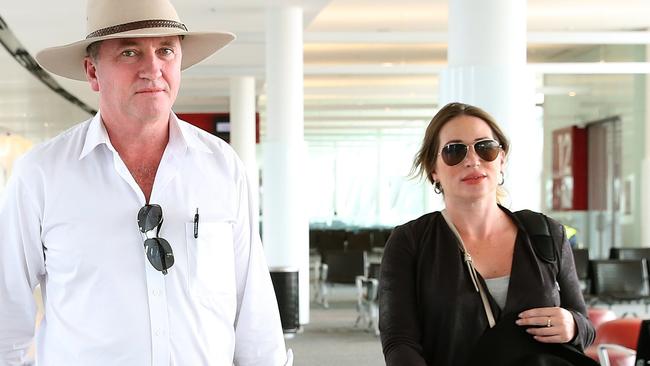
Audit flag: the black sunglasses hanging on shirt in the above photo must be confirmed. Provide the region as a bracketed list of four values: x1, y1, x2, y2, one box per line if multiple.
[137, 204, 175, 275]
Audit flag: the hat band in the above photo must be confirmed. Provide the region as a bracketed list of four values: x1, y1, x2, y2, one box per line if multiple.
[86, 19, 188, 39]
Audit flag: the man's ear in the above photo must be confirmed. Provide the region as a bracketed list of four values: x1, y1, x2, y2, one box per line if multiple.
[83, 57, 100, 92]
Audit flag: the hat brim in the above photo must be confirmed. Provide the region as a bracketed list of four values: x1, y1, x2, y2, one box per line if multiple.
[35, 29, 235, 81]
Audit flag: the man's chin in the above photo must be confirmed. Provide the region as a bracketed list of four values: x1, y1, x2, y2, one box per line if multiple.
[130, 107, 172, 124]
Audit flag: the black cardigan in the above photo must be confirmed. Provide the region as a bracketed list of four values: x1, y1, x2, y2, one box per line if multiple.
[378, 207, 595, 366]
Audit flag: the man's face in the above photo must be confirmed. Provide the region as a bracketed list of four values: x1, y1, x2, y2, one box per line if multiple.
[84, 36, 182, 124]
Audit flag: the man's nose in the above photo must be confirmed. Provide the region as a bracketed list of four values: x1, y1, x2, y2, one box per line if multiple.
[139, 51, 163, 80]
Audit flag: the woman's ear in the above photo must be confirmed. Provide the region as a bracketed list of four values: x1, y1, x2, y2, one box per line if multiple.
[499, 150, 507, 170]
[430, 170, 438, 184]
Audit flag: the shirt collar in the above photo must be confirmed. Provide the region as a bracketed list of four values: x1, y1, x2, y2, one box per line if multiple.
[79, 112, 111, 160]
[78, 111, 212, 160]
[169, 113, 212, 155]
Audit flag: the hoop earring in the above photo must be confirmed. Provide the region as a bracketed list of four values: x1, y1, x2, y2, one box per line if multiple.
[433, 180, 442, 194]
[498, 171, 505, 186]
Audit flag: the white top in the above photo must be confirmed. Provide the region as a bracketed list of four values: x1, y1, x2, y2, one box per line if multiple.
[484, 275, 510, 310]
[0, 113, 287, 366]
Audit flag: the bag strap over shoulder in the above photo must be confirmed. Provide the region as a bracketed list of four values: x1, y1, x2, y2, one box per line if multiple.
[441, 209, 497, 328]
[514, 209, 557, 264]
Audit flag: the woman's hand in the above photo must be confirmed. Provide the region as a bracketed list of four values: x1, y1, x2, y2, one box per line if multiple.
[515, 307, 576, 343]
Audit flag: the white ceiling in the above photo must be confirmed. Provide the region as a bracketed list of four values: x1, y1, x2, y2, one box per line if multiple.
[1, 0, 649, 140]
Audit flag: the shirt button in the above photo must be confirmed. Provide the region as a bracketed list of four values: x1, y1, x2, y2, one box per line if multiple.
[153, 289, 160, 296]
[155, 329, 162, 336]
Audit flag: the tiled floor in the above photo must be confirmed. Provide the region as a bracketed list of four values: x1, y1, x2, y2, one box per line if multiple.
[285, 286, 384, 366]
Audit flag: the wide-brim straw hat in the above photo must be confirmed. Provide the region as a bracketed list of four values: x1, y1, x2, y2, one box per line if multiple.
[36, 0, 235, 81]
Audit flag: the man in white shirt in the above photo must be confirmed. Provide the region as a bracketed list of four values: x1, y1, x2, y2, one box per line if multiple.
[0, 0, 290, 365]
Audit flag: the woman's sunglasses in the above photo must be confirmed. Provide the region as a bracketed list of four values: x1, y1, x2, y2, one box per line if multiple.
[439, 139, 502, 166]
[137, 204, 174, 274]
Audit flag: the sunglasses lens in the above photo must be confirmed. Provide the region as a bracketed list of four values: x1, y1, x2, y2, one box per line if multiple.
[441, 144, 468, 166]
[138, 204, 163, 233]
[475, 140, 501, 162]
[145, 238, 175, 272]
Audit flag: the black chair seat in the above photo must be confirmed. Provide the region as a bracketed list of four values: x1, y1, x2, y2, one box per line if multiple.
[572, 248, 590, 296]
[590, 259, 650, 305]
[609, 247, 650, 260]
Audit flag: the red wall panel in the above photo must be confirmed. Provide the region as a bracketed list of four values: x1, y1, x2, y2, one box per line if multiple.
[551, 126, 588, 210]
[176, 113, 260, 144]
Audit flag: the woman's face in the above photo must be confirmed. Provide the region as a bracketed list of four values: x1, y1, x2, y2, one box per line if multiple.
[431, 115, 505, 203]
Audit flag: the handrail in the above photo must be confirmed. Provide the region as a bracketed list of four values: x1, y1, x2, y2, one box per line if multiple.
[0, 15, 96, 116]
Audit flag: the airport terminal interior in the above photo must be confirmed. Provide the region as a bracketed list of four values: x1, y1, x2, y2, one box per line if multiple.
[2, 0, 650, 365]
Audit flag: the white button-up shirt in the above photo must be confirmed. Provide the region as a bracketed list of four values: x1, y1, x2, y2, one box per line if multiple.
[0, 113, 287, 366]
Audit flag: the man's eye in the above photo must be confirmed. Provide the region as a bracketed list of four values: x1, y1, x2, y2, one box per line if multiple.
[121, 50, 137, 57]
[160, 48, 174, 56]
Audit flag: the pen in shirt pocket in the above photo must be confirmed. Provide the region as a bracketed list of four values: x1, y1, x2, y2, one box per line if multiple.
[194, 208, 199, 238]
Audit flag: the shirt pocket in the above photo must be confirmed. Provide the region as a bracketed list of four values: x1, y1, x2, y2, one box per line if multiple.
[185, 221, 236, 297]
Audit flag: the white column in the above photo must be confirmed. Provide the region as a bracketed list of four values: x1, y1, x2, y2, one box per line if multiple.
[230, 76, 259, 229]
[641, 46, 650, 246]
[440, 0, 539, 211]
[263, 5, 309, 324]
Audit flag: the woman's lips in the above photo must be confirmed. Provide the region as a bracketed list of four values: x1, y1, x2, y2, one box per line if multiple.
[461, 174, 487, 183]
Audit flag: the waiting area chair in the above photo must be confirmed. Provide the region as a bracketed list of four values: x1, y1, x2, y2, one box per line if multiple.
[346, 231, 373, 252]
[315, 249, 366, 308]
[610, 247, 650, 284]
[585, 318, 643, 366]
[610, 247, 650, 261]
[572, 248, 591, 296]
[316, 229, 347, 253]
[587, 307, 617, 330]
[355, 262, 381, 335]
[371, 227, 392, 251]
[589, 259, 650, 314]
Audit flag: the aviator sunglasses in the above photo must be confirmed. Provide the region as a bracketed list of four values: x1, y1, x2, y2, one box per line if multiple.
[439, 139, 502, 166]
[137, 204, 175, 275]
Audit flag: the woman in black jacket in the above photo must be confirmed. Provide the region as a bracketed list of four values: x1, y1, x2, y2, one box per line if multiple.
[378, 102, 595, 366]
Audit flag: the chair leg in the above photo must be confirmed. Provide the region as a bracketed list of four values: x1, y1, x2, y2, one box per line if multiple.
[355, 276, 366, 327]
[354, 298, 364, 328]
[313, 283, 320, 303]
[370, 302, 379, 336]
[317, 264, 329, 308]
[313, 280, 322, 304]
[355, 301, 370, 328]
[314, 280, 329, 308]
[321, 282, 329, 308]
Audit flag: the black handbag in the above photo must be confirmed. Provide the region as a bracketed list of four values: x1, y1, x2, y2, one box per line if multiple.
[635, 319, 650, 365]
[466, 312, 600, 366]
